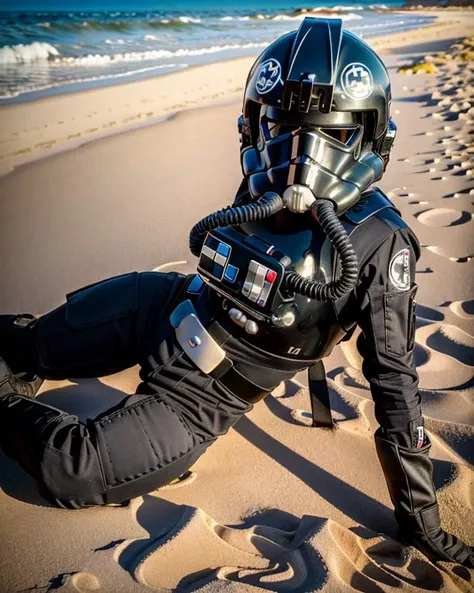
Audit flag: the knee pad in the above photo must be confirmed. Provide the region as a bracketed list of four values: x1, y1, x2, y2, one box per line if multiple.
[94, 395, 197, 490]
[48, 396, 208, 509]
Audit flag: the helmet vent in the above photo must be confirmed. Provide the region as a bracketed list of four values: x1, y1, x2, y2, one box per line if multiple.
[282, 18, 343, 115]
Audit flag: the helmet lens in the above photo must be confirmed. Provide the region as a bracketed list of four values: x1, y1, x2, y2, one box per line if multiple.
[261, 111, 362, 147]
[265, 120, 300, 139]
[319, 126, 360, 145]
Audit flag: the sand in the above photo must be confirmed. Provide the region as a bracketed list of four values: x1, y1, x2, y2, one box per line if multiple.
[0, 10, 473, 593]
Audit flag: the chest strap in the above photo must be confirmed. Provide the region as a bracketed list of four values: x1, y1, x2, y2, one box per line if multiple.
[308, 361, 334, 428]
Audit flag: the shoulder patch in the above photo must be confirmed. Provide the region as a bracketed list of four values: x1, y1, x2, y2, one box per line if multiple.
[389, 248, 411, 291]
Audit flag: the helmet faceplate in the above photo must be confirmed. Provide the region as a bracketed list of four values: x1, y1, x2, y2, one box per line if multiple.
[240, 18, 395, 213]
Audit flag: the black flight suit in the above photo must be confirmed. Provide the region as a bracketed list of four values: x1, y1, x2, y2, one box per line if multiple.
[4, 184, 474, 568]
[0, 186, 421, 509]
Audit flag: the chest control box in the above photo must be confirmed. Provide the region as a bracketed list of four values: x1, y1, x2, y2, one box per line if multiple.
[197, 226, 286, 318]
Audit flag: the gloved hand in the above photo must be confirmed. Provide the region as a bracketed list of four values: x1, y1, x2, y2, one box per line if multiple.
[397, 502, 474, 567]
[0, 357, 43, 398]
[375, 428, 474, 567]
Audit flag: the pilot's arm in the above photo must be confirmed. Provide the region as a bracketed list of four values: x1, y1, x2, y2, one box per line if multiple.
[355, 229, 474, 567]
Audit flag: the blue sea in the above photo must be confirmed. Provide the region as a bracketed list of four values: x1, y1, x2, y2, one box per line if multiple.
[0, 0, 434, 102]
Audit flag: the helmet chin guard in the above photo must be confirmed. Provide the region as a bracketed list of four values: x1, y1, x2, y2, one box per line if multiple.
[239, 17, 395, 212]
[242, 120, 385, 214]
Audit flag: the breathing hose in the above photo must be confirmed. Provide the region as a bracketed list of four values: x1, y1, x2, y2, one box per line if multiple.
[189, 192, 284, 257]
[283, 199, 359, 301]
[189, 193, 359, 302]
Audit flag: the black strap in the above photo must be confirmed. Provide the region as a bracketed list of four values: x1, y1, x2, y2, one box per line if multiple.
[207, 321, 270, 405]
[218, 366, 270, 405]
[308, 360, 334, 428]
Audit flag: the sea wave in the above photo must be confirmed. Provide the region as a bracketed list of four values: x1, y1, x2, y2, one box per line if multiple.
[0, 40, 270, 69]
[219, 6, 374, 21]
[0, 42, 59, 65]
[50, 42, 268, 66]
[271, 11, 363, 21]
[33, 17, 204, 32]
[7, 6, 396, 33]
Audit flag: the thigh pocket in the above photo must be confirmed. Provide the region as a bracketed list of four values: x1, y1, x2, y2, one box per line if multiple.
[66, 272, 139, 330]
[94, 396, 196, 488]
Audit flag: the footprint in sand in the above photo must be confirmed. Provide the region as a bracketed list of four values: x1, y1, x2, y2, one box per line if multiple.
[272, 372, 364, 433]
[425, 324, 474, 367]
[415, 208, 472, 227]
[415, 303, 445, 322]
[444, 300, 474, 320]
[443, 188, 474, 199]
[69, 572, 101, 592]
[328, 319, 474, 439]
[423, 245, 473, 263]
[126, 506, 323, 591]
[387, 187, 417, 199]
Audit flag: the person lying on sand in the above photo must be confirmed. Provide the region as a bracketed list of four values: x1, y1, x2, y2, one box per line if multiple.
[0, 17, 472, 568]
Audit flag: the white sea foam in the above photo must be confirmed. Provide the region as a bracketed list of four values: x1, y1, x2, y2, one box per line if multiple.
[178, 16, 201, 24]
[271, 12, 362, 21]
[0, 42, 59, 65]
[51, 42, 268, 67]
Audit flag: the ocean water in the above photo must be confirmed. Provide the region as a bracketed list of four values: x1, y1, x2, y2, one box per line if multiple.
[0, 0, 434, 102]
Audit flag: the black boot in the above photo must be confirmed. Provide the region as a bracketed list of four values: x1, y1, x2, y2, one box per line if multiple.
[375, 428, 474, 567]
[0, 315, 43, 396]
[0, 356, 43, 398]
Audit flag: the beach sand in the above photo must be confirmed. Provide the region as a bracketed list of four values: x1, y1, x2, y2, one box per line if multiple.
[0, 11, 473, 593]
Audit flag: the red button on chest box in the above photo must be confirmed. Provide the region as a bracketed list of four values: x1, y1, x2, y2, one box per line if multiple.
[266, 269, 277, 283]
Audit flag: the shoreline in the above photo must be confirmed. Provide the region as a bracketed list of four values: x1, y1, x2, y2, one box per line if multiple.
[0, 9, 472, 178]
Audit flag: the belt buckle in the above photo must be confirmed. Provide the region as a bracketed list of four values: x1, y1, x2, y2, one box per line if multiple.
[170, 300, 229, 376]
[13, 314, 37, 328]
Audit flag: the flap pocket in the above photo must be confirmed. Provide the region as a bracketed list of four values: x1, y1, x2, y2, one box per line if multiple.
[66, 272, 138, 330]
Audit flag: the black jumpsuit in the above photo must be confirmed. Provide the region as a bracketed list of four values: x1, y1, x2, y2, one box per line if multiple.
[0, 189, 421, 509]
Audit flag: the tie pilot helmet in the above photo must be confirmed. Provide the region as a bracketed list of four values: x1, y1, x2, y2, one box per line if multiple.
[238, 17, 397, 214]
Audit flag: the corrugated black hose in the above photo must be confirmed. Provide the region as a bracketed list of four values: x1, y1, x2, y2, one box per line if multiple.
[189, 194, 359, 302]
[189, 192, 284, 257]
[283, 199, 359, 300]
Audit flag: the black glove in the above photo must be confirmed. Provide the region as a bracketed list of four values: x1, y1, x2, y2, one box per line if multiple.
[0, 357, 43, 399]
[375, 427, 474, 567]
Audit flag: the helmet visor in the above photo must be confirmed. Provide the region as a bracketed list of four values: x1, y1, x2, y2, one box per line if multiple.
[260, 110, 362, 147]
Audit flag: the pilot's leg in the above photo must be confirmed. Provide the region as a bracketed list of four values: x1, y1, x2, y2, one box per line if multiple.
[0, 271, 208, 508]
[0, 372, 210, 508]
[0, 271, 186, 380]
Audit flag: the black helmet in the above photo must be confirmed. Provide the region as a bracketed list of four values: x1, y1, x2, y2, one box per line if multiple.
[239, 17, 397, 214]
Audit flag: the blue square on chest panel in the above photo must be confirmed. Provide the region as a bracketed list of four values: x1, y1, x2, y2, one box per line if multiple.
[217, 242, 230, 257]
[224, 264, 239, 283]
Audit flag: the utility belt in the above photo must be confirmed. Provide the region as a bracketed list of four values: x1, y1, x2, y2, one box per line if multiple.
[169, 275, 334, 426]
[170, 297, 269, 405]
